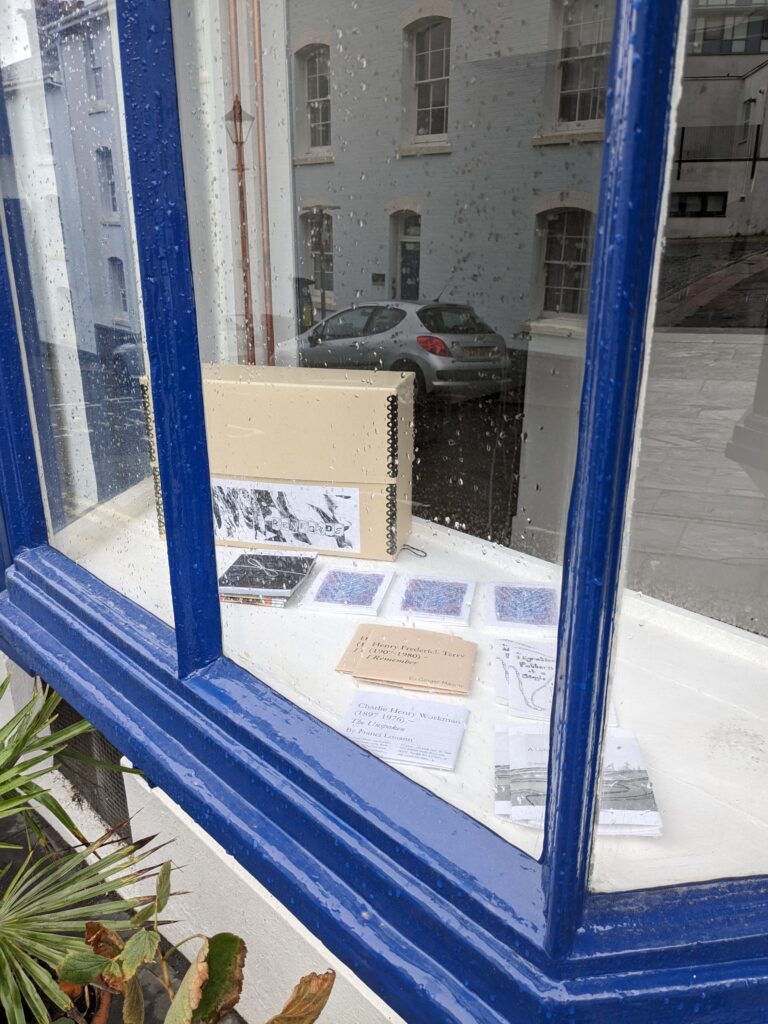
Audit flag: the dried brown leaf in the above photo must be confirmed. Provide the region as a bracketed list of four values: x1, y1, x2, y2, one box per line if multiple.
[86, 921, 125, 959]
[266, 970, 336, 1024]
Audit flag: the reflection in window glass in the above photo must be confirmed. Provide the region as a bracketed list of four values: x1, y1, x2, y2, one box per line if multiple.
[592, 0, 768, 891]
[414, 20, 450, 137]
[542, 208, 593, 314]
[306, 46, 330, 149]
[559, 0, 613, 123]
[0, 0, 173, 624]
[96, 146, 118, 216]
[173, 0, 615, 856]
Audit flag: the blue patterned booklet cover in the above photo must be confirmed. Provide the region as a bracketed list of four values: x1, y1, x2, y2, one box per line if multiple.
[481, 583, 559, 633]
[301, 564, 395, 615]
[388, 574, 476, 624]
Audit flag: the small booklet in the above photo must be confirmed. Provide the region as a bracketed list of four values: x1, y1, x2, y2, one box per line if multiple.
[217, 550, 317, 606]
[481, 583, 559, 633]
[342, 691, 470, 770]
[337, 624, 477, 695]
[300, 565, 395, 615]
[493, 638, 618, 726]
[494, 725, 661, 836]
[388, 574, 476, 624]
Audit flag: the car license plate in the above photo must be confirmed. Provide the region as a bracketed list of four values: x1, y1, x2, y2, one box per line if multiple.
[464, 346, 491, 358]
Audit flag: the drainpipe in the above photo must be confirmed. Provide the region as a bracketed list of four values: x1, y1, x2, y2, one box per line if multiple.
[227, 0, 257, 364]
[251, 0, 276, 366]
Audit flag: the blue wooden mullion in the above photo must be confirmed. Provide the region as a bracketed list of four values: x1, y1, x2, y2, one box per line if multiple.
[0, 226, 48, 559]
[0, 68, 57, 553]
[542, 0, 684, 958]
[114, 0, 222, 676]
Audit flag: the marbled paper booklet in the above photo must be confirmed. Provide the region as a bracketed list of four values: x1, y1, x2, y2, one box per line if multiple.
[337, 624, 477, 695]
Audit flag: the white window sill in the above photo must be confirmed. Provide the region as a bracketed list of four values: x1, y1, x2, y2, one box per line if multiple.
[533, 124, 605, 146]
[293, 149, 335, 166]
[112, 315, 131, 328]
[102, 217, 121, 227]
[398, 140, 453, 158]
[61, 482, 768, 893]
[88, 102, 108, 115]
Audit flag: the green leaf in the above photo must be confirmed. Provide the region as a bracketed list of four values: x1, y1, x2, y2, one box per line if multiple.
[156, 860, 172, 914]
[130, 899, 159, 928]
[191, 933, 247, 1024]
[57, 947, 111, 985]
[164, 938, 209, 1024]
[0, 943, 29, 1024]
[265, 970, 336, 1024]
[121, 929, 161, 978]
[124, 974, 145, 1024]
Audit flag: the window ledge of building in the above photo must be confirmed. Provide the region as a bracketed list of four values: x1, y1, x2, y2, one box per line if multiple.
[532, 124, 604, 146]
[293, 149, 335, 166]
[522, 315, 588, 358]
[112, 315, 131, 328]
[102, 217, 121, 227]
[398, 140, 453, 158]
[523, 314, 588, 338]
[88, 102, 108, 115]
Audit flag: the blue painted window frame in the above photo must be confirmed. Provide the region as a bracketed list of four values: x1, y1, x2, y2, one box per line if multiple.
[0, 0, 767, 1021]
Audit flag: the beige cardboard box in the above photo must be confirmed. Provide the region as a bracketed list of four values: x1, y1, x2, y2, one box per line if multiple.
[202, 365, 414, 561]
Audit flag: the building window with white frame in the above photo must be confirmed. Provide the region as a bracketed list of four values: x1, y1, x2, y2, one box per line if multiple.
[413, 19, 450, 137]
[96, 147, 118, 217]
[558, 0, 613, 123]
[391, 211, 421, 300]
[83, 26, 104, 103]
[305, 46, 331, 148]
[688, 7, 768, 54]
[303, 210, 334, 317]
[541, 208, 593, 314]
[108, 256, 128, 315]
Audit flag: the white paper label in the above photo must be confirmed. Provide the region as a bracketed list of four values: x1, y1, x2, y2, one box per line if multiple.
[342, 692, 469, 770]
[211, 478, 361, 553]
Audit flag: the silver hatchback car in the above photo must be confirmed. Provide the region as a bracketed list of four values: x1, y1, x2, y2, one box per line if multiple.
[300, 300, 515, 399]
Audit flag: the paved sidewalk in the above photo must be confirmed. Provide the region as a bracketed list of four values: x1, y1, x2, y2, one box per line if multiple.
[626, 329, 768, 635]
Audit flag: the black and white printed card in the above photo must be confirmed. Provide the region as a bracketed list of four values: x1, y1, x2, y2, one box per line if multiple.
[217, 550, 317, 598]
[212, 478, 361, 553]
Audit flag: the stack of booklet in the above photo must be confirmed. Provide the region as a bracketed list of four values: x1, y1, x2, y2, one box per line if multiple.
[495, 724, 662, 836]
[217, 550, 317, 607]
[336, 624, 477, 695]
[492, 637, 659, 835]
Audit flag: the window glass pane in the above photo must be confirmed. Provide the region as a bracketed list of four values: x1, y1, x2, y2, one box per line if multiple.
[591, 0, 768, 891]
[0, 0, 173, 624]
[172, 0, 616, 859]
[370, 307, 407, 333]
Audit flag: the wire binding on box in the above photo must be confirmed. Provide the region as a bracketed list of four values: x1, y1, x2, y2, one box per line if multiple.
[385, 483, 397, 556]
[386, 394, 399, 478]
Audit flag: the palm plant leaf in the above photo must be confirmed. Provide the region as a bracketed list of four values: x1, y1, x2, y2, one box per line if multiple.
[0, 831, 163, 1022]
[0, 678, 94, 844]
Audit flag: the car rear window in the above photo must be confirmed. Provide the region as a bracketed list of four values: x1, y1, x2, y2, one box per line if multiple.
[417, 306, 493, 334]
